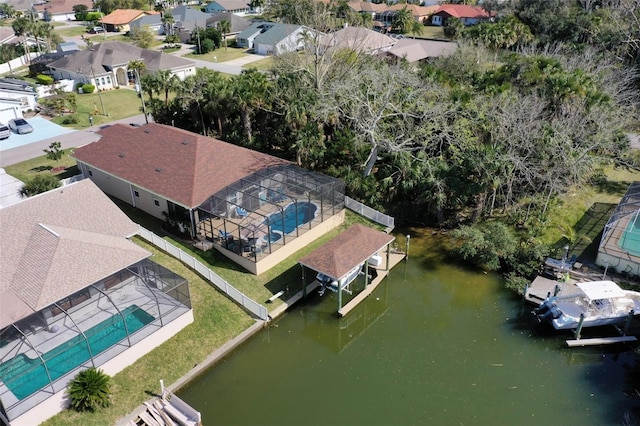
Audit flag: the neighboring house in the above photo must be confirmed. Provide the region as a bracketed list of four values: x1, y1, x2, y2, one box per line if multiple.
[169, 5, 214, 43]
[72, 123, 346, 275]
[0, 78, 38, 114]
[321, 26, 396, 55]
[100, 9, 152, 32]
[385, 38, 457, 63]
[386, 4, 438, 24]
[203, 0, 250, 15]
[47, 41, 196, 91]
[253, 23, 306, 55]
[347, 1, 387, 20]
[206, 11, 251, 37]
[3, 0, 33, 15]
[0, 98, 24, 123]
[33, 0, 94, 22]
[430, 4, 491, 26]
[129, 13, 165, 35]
[0, 179, 193, 426]
[29, 43, 80, 76]
[0, 26, 22, 46]
[237, 22, 306, 55]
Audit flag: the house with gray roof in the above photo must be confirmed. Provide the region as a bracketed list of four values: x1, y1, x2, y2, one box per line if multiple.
[166, 5, 214, 42]
[46, 41, 196, 91]
[129, 12, 165, 34]
[203, 0, 250, 15]
[0, 178, 193, 425]
[237, 22, 306, 55]
[206, 11, 251, 36]
[386, 38, 457, 63]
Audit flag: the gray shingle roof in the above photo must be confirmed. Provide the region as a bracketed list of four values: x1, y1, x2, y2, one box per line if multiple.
[254, 23, 301, 46]
[206, 12, 251, 33]
[47, 41, 195, 76]
[0, 179, 150, 328]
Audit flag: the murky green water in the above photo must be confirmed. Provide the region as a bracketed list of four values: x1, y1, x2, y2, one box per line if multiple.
[178, 230, 640, 425]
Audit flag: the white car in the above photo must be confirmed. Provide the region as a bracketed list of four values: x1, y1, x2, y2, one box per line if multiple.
[8, 118, 33, 134]
[0, 122, 10, 140]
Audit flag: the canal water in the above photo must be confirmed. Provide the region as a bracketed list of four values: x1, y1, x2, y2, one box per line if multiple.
[178, 228, 640, 425]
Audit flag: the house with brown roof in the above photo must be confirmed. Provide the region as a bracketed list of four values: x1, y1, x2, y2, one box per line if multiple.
[0, 179, 193, 426]
[100, 9, 155, 32]
[72, 123, 346, 274]
[33, 0, 94, 22]
[47, 41, 196, 91]
[430, 4, 491, 27]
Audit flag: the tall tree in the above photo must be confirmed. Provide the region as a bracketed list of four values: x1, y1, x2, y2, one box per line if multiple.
[391, 7, 414, 34]
[230, 69, 271, 144]
[218, 19, 231, 50]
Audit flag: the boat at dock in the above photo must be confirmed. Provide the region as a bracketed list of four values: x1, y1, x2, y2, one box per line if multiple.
[533, 280, 640, 330]
[317, 263, 364, 296]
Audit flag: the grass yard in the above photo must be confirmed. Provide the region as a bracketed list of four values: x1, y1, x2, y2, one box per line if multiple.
[184, 45, 248, 63]
[41, 238, 255, 426]
[53, 26, 89, 38]
[4, 150, 79, 183]
[50, 89, 145, 128]
[418, 25, 447, 40]
[244, 56, 274, 71]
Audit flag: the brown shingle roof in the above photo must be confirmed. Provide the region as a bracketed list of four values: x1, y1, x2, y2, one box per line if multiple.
[0, 179, 150, 328]
[387, 38, 457, 62]
[299, 224, 394, 280]
[34, 0, 93, 15]
[72, 123, 290, 208]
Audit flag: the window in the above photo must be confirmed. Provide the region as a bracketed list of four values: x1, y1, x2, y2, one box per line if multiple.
[134, 190, 140, 198]
[153, 198, 160, 207]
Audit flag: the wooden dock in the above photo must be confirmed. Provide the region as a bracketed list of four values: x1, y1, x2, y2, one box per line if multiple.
[566, 336, 638, 347]
[338, 252, 405, 317]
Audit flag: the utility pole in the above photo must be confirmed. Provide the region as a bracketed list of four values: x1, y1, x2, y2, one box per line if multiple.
[90, 68, 107, 116]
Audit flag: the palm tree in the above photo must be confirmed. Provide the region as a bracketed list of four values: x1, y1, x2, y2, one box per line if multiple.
[154, 69, 180, 106]
[230, 69, 271, 143]
[391, 7, 413, 34]
[218, 19, 231, 50]
[409, 20, 423, 39]
[162, 11, 175, 36]
[128, 59, 148, 122]
[67, 368, 112, 412]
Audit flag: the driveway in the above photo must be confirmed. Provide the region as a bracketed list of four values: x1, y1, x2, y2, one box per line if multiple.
[0, 117, 74, 152]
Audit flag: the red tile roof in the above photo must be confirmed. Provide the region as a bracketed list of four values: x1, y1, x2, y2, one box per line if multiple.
[436, 4, 489, 19]
[299, 224, 395, 279]
[72, 123, 290, 208]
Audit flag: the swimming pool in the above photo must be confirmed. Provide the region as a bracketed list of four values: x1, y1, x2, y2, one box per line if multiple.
[619, 211, 640, 256]
[265, 202, 317, 237]
[0, 305, 154, 400]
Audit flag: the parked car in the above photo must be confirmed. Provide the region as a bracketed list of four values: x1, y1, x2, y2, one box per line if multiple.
[89, 26, 105, 34]
[8, 118, 33, 134]
[0, 122, 10, 140]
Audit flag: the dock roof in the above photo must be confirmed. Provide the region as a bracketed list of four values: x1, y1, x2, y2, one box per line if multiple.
[299, 224, 394, 280]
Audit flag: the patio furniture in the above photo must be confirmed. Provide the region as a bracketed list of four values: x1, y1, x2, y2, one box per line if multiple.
[236, 207, 248, 218]
[219, 229, 231, 240]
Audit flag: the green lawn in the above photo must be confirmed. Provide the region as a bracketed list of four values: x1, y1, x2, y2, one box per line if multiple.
[244, 57, 274, 71]
[4, 151, 79, 183]
[184, 45, 247, 63]
[53, 26, 89, 38]
[50, 89, 145, 128]
[418, 25, 446, 40]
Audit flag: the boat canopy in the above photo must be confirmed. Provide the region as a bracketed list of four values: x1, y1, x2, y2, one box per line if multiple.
[577, 281, 626, 300]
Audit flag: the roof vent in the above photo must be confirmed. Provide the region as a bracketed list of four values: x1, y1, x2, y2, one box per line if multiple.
[144, 129, 151, 133]
[119, 153, 125, 158]
[155, 167, 162, 172]
[182, 140, 189, 145]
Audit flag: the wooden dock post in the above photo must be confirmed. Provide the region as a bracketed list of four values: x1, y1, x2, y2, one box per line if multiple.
[623, 310, 635, 336]
[405, 234, 410, 258]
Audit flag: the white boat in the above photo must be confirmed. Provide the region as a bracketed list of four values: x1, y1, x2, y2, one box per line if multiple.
[317, 263, 364, 296]
[533, 280, 640, 330]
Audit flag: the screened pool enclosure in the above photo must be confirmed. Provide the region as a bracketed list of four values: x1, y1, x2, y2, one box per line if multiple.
[195, 165, 345, 262]
[597, 181, 640, 277]
[0, 259, 190, 421]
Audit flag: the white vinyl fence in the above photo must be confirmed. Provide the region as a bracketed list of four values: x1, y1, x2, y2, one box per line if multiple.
[137, 226, 269, 320]
[345, 196, 395, 230]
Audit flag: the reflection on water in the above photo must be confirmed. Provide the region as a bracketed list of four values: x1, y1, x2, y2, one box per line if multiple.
[178, 230, 640, 425]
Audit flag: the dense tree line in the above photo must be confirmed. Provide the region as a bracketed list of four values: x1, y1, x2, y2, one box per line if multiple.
[142, 0, 639, 274]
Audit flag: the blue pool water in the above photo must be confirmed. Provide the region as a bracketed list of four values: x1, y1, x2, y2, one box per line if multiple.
[619, 212, 640, 256]
[265, 202, 317, 236]
[0, 305, 154, 400]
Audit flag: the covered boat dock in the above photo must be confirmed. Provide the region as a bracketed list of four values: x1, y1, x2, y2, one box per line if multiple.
[298, 224, 405, 316]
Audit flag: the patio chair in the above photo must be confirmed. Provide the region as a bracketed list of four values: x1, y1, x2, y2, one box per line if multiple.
[219, 229, 231, 240]
[236, 206, 248, 218]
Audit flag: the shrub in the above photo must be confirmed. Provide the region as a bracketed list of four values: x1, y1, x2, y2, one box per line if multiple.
[19, 174, 60, 198]
[67, 367, 112, 412]
[62, 116, 79, 124]
[82, 83, 95, 93]
[36, 74, 54, 85]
